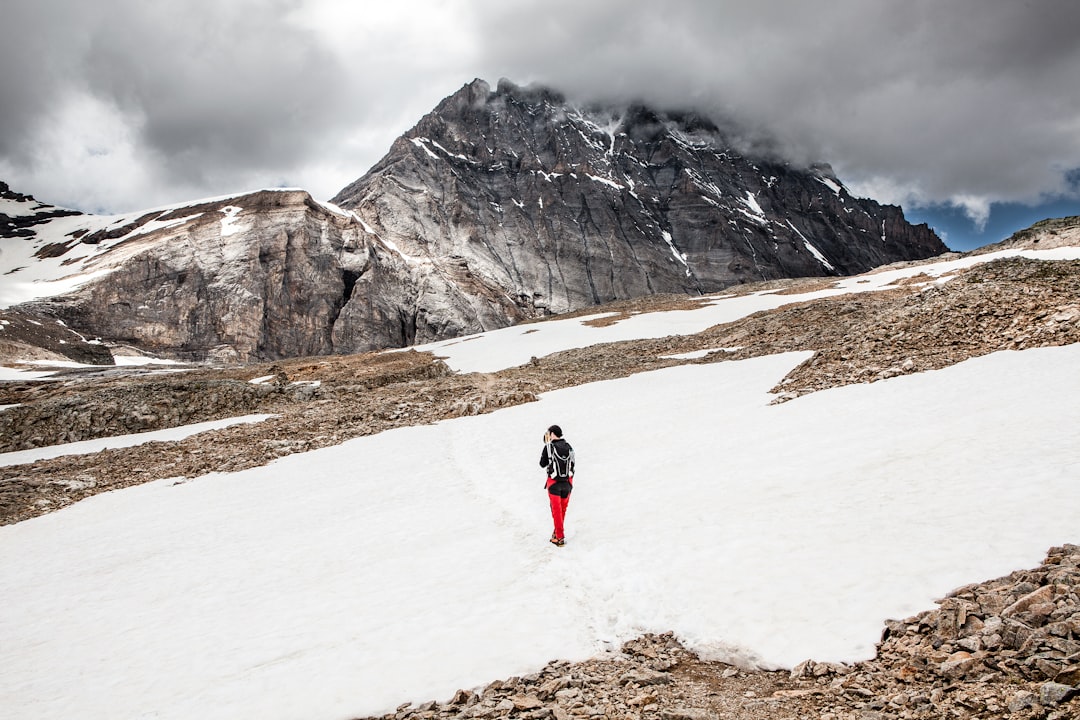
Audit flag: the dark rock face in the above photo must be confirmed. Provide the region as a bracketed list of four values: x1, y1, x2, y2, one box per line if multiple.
[333, 79, 946, 321]
[1, 79, 947, 363]
[0, 181, 81, 240]
[0, 307, 113, 366]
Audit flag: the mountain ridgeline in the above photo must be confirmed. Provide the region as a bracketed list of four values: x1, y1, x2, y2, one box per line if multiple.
[1, 79, 946, 363]
[334, 79, 943, 317]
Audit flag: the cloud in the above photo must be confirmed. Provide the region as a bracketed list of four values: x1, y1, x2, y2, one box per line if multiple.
[2, 0, 1080, 219]
[0, 0, 368, 210]
[467, 0, 1080, 212]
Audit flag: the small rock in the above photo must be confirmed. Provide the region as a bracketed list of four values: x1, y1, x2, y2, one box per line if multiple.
[619, 669, 670, 687]
[1008, 690, 1037, 712]
[660, 710, 710, 720]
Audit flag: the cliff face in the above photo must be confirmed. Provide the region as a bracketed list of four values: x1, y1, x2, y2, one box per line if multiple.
[1, 79, 947, 363]
[7, 189, 417, 362]
[333, 79, 946, 321]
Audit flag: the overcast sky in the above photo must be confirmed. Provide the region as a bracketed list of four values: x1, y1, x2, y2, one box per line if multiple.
[2, 0, 1079, 249]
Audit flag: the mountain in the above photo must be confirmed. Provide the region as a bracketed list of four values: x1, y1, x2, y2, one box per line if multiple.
[0, 80, 947, 364]
[333, 78, 945, 317]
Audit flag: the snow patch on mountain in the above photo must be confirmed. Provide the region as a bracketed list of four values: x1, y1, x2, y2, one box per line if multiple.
[413, 247, 1080, 373]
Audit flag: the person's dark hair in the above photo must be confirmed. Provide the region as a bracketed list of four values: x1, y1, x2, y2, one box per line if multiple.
[547, 424, 563, 438]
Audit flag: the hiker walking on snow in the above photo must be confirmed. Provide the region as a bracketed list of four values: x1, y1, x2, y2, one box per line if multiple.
[540, 425, 575, 546]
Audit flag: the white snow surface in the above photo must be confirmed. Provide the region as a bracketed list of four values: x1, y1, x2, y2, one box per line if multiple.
[786, 220, 837, 272]
[0, 366, 58, 381]
[0, 414, 276, 468]
[2, 345, 1080, 720]
[219, 205, 246, 236]
[817, 177, 844, 195]
[3, 246, 1080, 720]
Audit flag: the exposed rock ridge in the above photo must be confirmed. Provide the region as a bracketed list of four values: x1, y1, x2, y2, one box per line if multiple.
[977, 214, 1080, 253]
[0, 181, 82, 239]
[14, 189, 418, 362]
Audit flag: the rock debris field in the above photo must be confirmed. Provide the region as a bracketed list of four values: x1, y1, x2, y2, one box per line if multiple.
[353, 545, 1080, 720]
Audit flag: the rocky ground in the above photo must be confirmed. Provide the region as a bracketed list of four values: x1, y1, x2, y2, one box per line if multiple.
[2, 225, 1079, 719]
[355, 545, 1080, 720]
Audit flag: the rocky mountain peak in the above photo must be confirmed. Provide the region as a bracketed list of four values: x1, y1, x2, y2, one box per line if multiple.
[334, 78, 945, 322]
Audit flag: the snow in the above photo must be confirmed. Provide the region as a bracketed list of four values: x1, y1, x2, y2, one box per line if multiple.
[415, 247, 1080, 374]
[661, 230, 692, 277]
[0, 366, 58, 381]
[409, 137, 440, 160]
[661, 347, 742, 360]
[742, 190, 765, 217]
[585, 173, 623, 191]
[817, 177, 844, 195]
[0, 414, 276, 468]
[685, 168, 725, 202]
[803, 239, 833, 269]
[219, 206, 245, 236]
[736, 191, 769, 227]
[0, 196, 54, 217]
[2, 345, 1080, 720]
[112, 355, 182, 367]
[357, 216, 378, 235]
[786, 220, 836, 272]
[0, 355, 182, 379]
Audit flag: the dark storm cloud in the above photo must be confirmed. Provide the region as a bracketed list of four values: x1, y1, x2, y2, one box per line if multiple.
[467, 0, 1080, 215]
[80, 2, 348, 180]
[0, 0, 357, 208]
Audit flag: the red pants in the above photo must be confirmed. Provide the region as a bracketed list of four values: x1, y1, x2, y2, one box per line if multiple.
[548, 491, 571, 540]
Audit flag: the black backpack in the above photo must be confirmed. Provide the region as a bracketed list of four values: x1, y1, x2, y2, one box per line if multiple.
[546, 440, 575, 479]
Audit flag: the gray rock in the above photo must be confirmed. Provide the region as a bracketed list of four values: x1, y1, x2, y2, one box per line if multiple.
[1040, 682, 1077, 705]
[619, 669, 672, 687]
[1008, 690, 1037, 712]
[660, 709, 710, 720]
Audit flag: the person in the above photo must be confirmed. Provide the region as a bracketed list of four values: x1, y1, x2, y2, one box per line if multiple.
[539, 424, 575, 546]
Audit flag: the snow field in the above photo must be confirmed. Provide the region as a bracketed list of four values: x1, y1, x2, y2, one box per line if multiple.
[3, 344, 1080, 720]
[415, 247, 1080, 373]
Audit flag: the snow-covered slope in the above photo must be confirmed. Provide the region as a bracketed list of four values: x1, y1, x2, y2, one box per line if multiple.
[0, 189, 280, 308]
[0, 186, 425, 362]
[415, 245, 1080, 373]
[2, 290, 1080, 719]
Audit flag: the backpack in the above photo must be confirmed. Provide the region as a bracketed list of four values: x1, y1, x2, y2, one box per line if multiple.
[546, 440, 575, 479]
